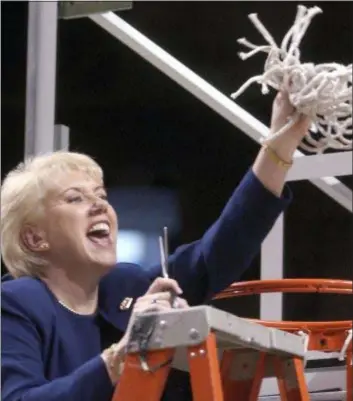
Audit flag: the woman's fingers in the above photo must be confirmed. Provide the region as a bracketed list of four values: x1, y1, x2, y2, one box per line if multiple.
[135, 291, 174, 305]
[146, 277, 183, 296]
[135, 297, 172, 309]
[132, 277, 187, 315]
[271, 91, 311, 138]
[142, 291, 174, 301]
[135, 301, 173, 314]
[173, 297, 189, 309]
[134, 292, 189, 311]
[271, 91, 294, 130]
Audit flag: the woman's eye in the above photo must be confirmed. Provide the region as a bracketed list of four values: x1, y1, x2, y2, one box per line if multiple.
[67, 196, 83, 203]
[98, 193, 108, 201]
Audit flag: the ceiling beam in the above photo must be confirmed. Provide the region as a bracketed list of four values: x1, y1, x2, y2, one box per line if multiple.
[58, 1, 132, 20]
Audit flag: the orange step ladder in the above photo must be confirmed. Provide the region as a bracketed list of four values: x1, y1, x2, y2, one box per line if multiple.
[111, 305, 309, 401]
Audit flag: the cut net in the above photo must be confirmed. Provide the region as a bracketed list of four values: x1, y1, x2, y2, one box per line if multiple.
[230, 5, 352, 154]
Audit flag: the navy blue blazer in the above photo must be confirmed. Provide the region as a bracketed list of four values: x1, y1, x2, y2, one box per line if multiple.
[1, 169, 291, 401]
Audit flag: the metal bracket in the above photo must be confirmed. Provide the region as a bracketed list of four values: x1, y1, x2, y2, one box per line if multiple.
[58, 2, 132, 20]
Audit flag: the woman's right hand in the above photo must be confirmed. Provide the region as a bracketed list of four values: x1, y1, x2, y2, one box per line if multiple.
[102, 277, 188, 384]
[133, 277, 189, 313]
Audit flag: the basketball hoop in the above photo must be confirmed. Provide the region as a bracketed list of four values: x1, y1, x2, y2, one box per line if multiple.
[214, 278, 353, 400]
[214, 278, 352, 349]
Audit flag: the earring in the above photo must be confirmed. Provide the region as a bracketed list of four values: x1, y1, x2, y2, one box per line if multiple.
[39, 243, 49, 251]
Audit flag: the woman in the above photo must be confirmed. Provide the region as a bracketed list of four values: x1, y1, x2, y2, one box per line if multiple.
[1, 92, 310, 401]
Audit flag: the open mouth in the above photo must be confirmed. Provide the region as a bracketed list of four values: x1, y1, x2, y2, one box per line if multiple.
[87, 222, 112, 247]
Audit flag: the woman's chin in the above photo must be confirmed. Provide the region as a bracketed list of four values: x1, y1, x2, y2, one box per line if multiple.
[88, 254, 117, 273]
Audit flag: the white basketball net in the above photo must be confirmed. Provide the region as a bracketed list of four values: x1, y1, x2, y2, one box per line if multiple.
[230, 5, 352, 154]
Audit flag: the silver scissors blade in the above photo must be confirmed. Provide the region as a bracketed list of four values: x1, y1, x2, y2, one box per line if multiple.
[163, 226, 169, 272]
[159, 226, 178, 308]
[158, 236, 168, 279]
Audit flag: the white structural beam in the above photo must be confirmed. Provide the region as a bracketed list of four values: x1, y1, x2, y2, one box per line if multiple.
[89, 12, 352, 213]
[25, 2, 58, 157]
[311, 176, 353, 211]
[288, 151, 352, 181]
[260, 214, 284, 320]
[54, 124, 70, 151]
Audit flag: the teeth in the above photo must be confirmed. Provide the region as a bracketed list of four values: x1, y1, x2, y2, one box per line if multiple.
[88, 222, 110, 234]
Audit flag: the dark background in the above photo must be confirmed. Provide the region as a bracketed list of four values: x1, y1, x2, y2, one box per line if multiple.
[2, 1, 352, 321]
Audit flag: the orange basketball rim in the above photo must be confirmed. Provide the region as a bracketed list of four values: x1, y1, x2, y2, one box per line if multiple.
[214, 278, 353, 400]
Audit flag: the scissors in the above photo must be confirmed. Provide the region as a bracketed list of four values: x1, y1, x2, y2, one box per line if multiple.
[158, 227, 178, 308]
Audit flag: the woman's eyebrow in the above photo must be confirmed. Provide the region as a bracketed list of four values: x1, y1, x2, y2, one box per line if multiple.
[60, 187, 82, 195]
[59, 185, 105, 196]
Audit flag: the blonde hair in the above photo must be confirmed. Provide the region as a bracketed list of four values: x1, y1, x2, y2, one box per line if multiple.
[1, 151, 103, 278]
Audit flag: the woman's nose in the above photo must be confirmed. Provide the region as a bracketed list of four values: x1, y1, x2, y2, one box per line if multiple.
[89, 197, 108, 215]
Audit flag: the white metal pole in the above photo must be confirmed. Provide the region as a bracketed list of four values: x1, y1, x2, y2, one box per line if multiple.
[54, 124, 70, 151]
[25, 1, 58, 157]
[89, 12, 352, 212]
[260, 213, 284, 320]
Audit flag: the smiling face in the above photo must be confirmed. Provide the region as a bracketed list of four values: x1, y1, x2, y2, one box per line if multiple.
[36, 171, 118, 274]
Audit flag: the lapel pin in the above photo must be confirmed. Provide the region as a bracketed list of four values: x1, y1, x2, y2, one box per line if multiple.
[119, 297, 133, 311]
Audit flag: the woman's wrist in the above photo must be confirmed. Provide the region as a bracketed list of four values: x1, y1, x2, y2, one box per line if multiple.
[268, 109, 311, 161]
[253, 128, 304, 197]
[101, 342, 125, 384]
[265, 131, 302, 162]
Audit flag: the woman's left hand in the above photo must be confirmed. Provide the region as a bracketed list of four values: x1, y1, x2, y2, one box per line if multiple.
[270, 91, 312, 143]
[252, 91, 312, 196]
